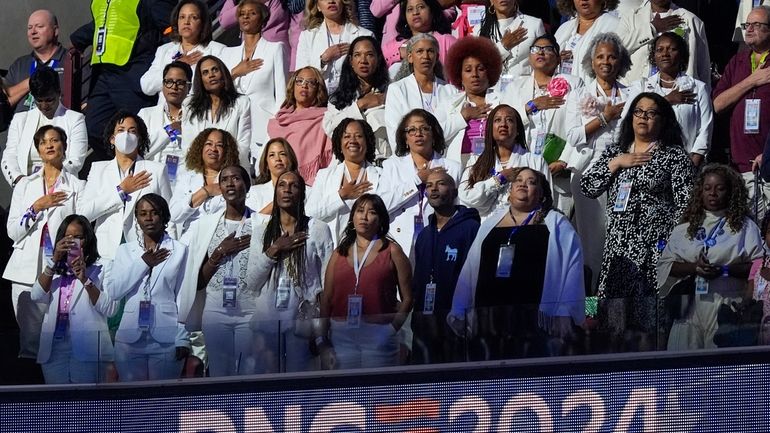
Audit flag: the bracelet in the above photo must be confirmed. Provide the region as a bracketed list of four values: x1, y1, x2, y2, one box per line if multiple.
[496, 172, 508, 185]
[598, 113, 608, 128]
[116, 185, 130, 202]
[721, 265, 729, 277]
[202, 186, 212, 199]
[526, 100, 539, 114]
[21, 206, 38, 227]
[42, 266, 55, 277]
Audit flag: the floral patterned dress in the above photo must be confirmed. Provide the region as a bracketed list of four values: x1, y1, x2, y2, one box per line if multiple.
[581, 142, 694, 333]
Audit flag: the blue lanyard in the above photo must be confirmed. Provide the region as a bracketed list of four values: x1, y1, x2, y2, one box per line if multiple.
[507, 207, 539, 245]
[701, 217, 726, 253]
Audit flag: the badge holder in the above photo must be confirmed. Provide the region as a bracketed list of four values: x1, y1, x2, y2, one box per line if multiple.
[695, 275, 709, 295]
[54, 313, 69, 340]
[613, 180, 633, 213]
[42, 227, 54, 258]
[496, 244, 515, 278]
[534, 131, 546, 155]
[275, 277, 292, 310]
[138, 300, 153, 330]
[223, 276, 238, 308]
[423, 282, 437, 315]
[413, 215, 424, 240]
[347, 294, 363, 328]
[96, 27, 107, 56]
[745, 99, 761, 134]
[166, 155, 179, 184]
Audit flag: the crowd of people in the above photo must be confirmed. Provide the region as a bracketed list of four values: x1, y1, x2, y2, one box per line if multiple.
[2, 0, 770, 384]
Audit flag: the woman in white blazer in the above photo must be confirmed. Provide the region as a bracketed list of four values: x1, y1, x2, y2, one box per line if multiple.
[458, 105, 551, 219]
[474, 0, 545, 90]
[384, 33, 459, 153]
[381, 109, 461, 257]
[78, 112, 172, 261]
[220, 0, 288, 165]
[177, 165, 258, 377]
[32, 215, 117, 383]
[140, 0, 226, 102]
[170, 129, 241, 239]
[1, 66, 87, 187]
[307, 119, 385, 245]
[248, 171, 334, 373]
[323, 36, 391, 161]
[624, 32, 713, 167]
[554, 0, 622, 82]
[440, 36, 504, 166]
[502, 34, 584, 214]
[618, 0, 711, 86]
[138, 61, 193, 180]
[182, 55, 252, 170]
[108, 194, 189, 382]
[295, 0, 374, 93]
[4, 125, 86, 359]
[563, 32, 631, 291]
[247, 137, 300, 221]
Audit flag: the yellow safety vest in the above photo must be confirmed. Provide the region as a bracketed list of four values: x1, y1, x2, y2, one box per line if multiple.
[90, 0, 141, 66]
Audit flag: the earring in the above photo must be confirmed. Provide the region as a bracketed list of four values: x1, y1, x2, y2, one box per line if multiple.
[488, 5, 495, 14]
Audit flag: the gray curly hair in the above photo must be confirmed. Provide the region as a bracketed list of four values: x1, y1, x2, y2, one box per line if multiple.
[581, 32, 632, 80]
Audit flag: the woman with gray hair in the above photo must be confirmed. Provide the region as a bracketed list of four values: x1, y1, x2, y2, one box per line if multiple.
[563, 31, 631, 293]
[384, 33, 458, 156]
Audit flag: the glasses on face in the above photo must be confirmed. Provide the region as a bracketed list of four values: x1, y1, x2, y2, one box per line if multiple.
[163, 79, 190, 88]
[632, 108, 660, 119]
[530, 45, 557, 55]
[404, 125, 432, 136]
[295, 77, 320, 88]
[741, 22, 770, 30]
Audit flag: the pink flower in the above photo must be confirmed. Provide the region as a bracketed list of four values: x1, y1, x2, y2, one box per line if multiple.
[547, 77, 571, 98]
[579, 94, 599, 118]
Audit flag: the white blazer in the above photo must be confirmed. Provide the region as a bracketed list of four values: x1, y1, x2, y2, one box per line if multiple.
[245, 181, 275, 215]
[138, 104, 185, 165]
[305, 162, 383, 245]
[619, 1, 711, 86]
[169, 170, 227, 238]
[140, 41, 227, 100]
[182, 95, 252, 169]
[554, 13, 620, 83]
[107, 235, 188, 346]
[4, 170, 85, 285]
[220, 39, 288, 161]
[380, 153, 461, 257]
[471, 12, 545, 81]
[441, 89, 502, 164]
[624, 73, 713, 156]
[31, 262, 117, 363]
[323, 98, 390, 160]
[295, 22, 374, 93]
[384, 75, 459, 153]
[177, 208, 258, 331]
[2, 105, 87, 185]
[77, 158, 172, 260]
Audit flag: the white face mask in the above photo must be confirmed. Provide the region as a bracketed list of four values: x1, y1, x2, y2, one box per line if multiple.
[114, 131, 139, 154]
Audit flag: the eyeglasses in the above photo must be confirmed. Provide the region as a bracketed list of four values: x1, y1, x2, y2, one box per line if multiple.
[741, 22, 770, 30]
[163, 79, 190, 88]
[295, 78, 320, 88]
[632, 108, 660, 119]
[530, 45, 557, 55]
[404, 125, 432, 136]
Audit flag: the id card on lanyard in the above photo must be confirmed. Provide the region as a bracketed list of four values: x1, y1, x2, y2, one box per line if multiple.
[695, 218, 727, 294]
[348, 237, 377, 327]
[560, 34, 581, 75]
[54, 275, 77, 339]
[222, 212, 250, 308]
[496, 208, 538, 278]
[745, 99, 761, 134]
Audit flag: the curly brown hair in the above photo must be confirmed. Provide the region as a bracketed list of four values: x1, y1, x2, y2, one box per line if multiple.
[556, 0, 618, 17]
[184, 128, 241, 173]
[680, 164, 749, 239]
[444, 36, 503, 90]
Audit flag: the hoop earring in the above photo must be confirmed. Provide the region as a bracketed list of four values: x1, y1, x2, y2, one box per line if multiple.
[488, 5, 495, 14]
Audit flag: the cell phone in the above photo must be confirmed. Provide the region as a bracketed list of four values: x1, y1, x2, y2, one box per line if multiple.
[67, 238, 82, 265]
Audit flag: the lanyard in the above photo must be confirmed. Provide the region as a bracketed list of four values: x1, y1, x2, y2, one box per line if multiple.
[58, 274, 77, 315]
[325, 22, 343, 47]
[702, 217, 727, 254]
[507, 207, 539, 244]
[352, 237, 377, 294]
[225, 209, 251, 278]
[416, 76, 437, 112]
[29, 58, 59, 77]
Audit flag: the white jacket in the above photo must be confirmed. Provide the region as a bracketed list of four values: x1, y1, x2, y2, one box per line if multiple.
[4, 170, 85, 285]
[471, 12, 545, 80]
[31, 262, 117, 363]
[77, 158, 172, 260]
[554, 13, 621, 83]
[182, 95, 252, 169]
[323, 97, 390, 160]
[440, 89, 502, 164]
[138, 104, 185, 165]
[169, 170, 227, 238]
[140, 41, 227, 100]
[2, 105, 87, 185]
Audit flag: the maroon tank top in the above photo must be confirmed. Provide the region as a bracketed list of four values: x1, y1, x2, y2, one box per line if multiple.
[330, 245, 398, 323]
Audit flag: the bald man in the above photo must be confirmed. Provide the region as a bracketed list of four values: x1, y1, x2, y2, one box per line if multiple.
[411, 170, 480, 364]
[4, 10, 66, 114]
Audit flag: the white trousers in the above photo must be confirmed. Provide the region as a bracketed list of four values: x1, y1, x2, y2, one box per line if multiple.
[12, 282, 47, 359]
[330, 321, 399, 370]
[115, 332, 182, 382]
[41, 335, 109, 384]
[571, 172, 608, 293]
[202, 309, 255, 377]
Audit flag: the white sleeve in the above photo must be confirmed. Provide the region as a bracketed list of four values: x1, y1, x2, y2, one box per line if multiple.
[140, 45, 169, 96]
[2, 115, 24, 185]
[237, 98, 252, 168]
[457, 167, 501, 217]
[63, 113, 88, 175]
[691, 83, 714, 156]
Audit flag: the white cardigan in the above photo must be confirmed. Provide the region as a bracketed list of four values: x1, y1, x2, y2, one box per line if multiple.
[295, 22, 374, 93]
[305, 162, 383, 245]
[4, 170, 85, 285]
[624, 73, 713, 156]
[449, 208, 585, 329]
[471, 12, 545, 81]
[107, 235, 188, 346]
[553, 13, 621, 83]
[2, 105, 87, 185]
[384, 75, 459, 154]
[31, 262, 117, 363]
[220, 39, 288, 161]
[181, 95, 252, 169]
[140, 40, 227, 100]
[77, 158, 172, 260]
[619, 1, 711, 86]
